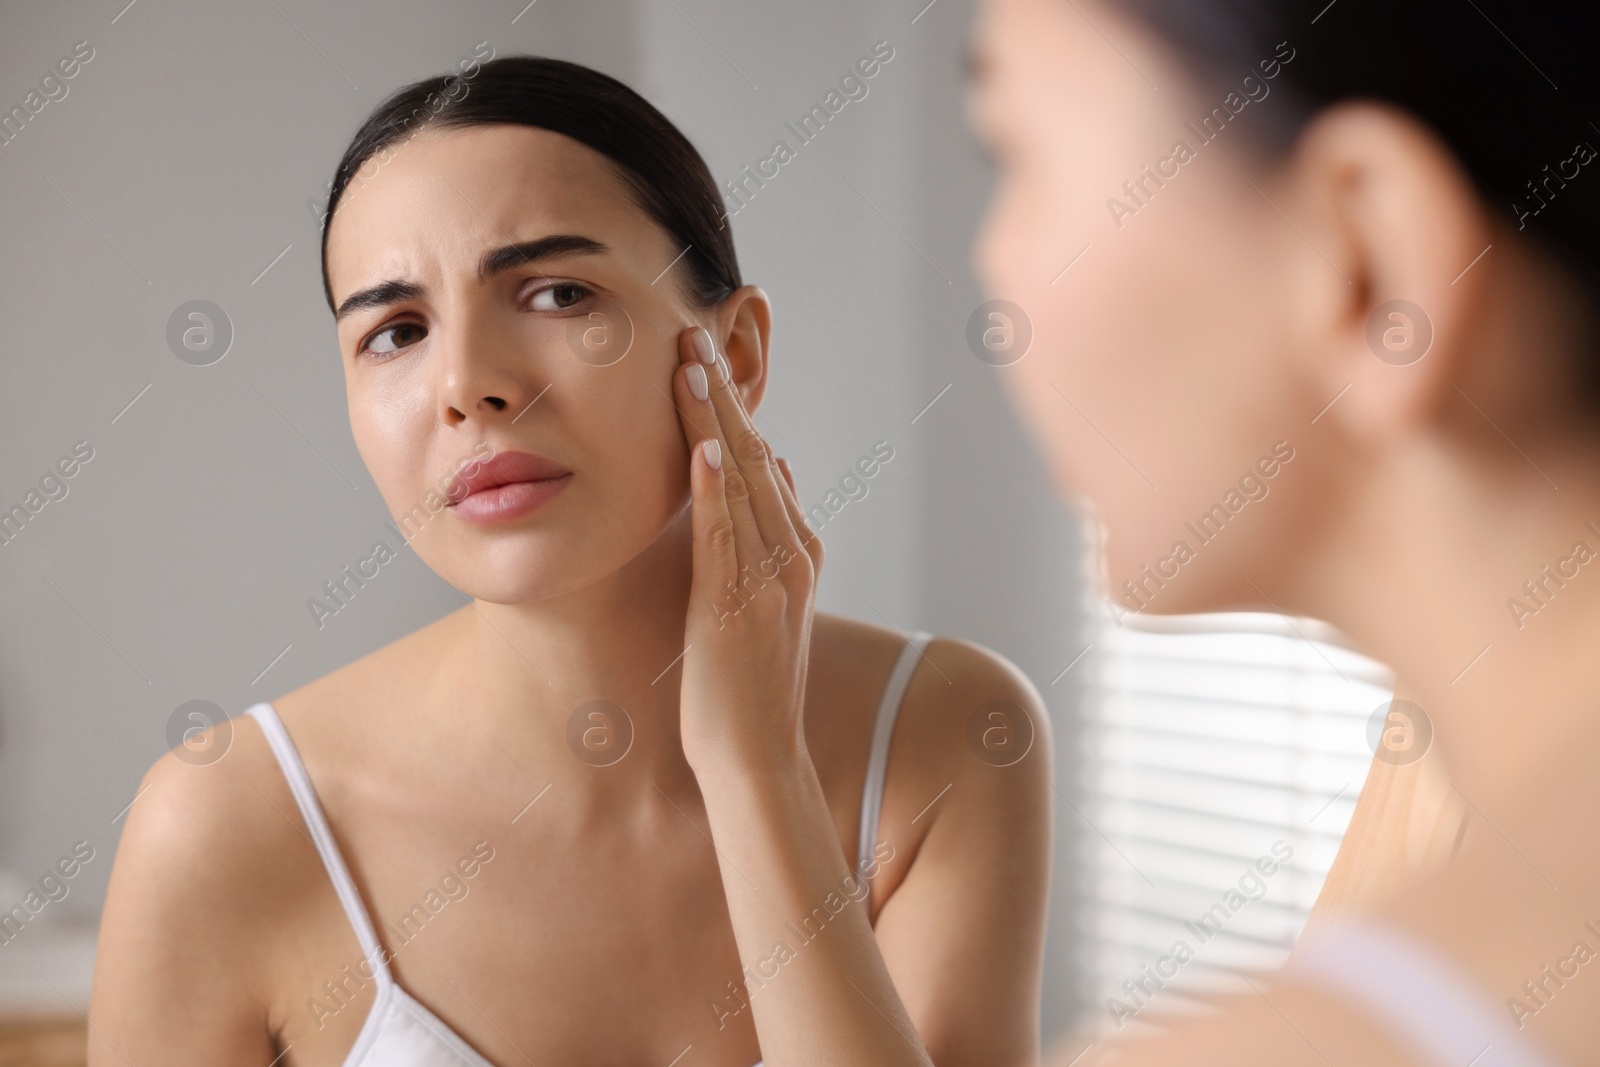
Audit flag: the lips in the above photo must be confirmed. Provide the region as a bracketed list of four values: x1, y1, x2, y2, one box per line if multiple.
[445, 450, 572, 525]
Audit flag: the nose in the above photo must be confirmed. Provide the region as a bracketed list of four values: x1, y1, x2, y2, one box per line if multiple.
[435, 311, 545, 430]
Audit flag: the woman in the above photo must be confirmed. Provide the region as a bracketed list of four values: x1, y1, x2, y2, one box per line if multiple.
[89, 57, 1051, 1065]
[968, 0, 1598, 1062]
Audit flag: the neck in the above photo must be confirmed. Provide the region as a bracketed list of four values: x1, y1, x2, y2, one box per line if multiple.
[1284, 430, 1600, 818]
[440, 511, 702, 794]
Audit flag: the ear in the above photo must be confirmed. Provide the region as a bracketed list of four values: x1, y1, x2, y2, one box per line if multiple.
[1283, 102, 1493, 441]
[714, 285, 773, 415]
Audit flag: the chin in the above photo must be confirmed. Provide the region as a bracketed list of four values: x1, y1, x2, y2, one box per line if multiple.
[1098, 508, 1201, 618]
[440, 505, 689, 607]
[450, 561, 599, 606]
[1104, 527, 1261, 620]
[410, 529, 589, 605]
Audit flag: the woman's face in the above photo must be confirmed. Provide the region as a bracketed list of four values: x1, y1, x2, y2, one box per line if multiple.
[325, 124, 711, 604]
[968, 0, 1324, 615]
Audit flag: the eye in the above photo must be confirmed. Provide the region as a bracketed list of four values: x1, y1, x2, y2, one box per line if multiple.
[361, 320, 427, 360]
[528, 281, 593, 312]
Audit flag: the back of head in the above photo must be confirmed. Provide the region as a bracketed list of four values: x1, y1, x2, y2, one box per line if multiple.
[1126, 0, 1600, 388]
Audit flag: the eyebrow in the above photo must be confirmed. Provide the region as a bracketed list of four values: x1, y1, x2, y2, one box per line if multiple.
[333, 234, 610, 322]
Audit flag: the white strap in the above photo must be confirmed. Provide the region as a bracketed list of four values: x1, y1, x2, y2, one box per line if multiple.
[857, 632, 933, 875]
[247, 638, 935, 988]
[245, 702, 394, 988]
[1288, 917, 1565, 1067]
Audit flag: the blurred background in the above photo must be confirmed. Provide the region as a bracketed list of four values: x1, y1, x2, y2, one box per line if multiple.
[0, 0, 1385, 1060]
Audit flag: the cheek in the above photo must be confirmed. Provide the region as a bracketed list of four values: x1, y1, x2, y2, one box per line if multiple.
[348, 367, 438, 511]
[985, 154, 1296, 585]
[976, 168, 1092, 481]
[978, 167, 1137, 498]
[549, 317, 696, 555]
[567, 361, 689, 505]
[977, 159, 1078, 302]
[975, 177, 1026, 299]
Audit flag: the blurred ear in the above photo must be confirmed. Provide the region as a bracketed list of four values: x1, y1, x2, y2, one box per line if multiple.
[715, 285, 773, 415]
[1284, 102, 1492, 441]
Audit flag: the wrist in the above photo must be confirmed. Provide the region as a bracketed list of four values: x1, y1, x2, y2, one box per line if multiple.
[686, 732, 813, 794]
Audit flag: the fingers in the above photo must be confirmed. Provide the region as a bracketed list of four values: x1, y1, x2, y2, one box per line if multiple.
[688, 437, 737, 593]
[775, 458, 824, 570]
[694, 329, 797, 551]
[674, 328, 766, 570]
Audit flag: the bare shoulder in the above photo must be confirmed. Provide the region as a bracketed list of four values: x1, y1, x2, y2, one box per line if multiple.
[810, 615, 1054, 1062]
[116, 608, 466, 906]
[894, 626, 1054, 820]
[808, 612, 1053, 839]
[810, 613, 1049, 756]
[107, 715, 304, 940]
[92, 610, 469, 1058]
[90, 714, 315, 1055]
[811, 610, 1048, 741]
[912, 630, 1050, 742]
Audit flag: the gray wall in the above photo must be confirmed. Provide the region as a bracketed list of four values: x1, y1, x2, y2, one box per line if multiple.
[0, 0, 1084, 1038]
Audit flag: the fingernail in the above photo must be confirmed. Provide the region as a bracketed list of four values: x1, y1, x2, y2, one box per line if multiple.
[687, 362, 709, 401]
[716, 353, 731, 384]
[703, 439, 722, 471]
[692, 328, 716, 365]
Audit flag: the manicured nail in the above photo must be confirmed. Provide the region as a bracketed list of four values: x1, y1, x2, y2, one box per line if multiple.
[703, 439, 722, 470]
[692, 328, 716, 365]
[687, 362, 709, 401]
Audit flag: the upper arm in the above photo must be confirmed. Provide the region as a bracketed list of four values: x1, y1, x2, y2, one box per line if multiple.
[90, 741, 280, 1064]
[870, 638, 1055, 1067]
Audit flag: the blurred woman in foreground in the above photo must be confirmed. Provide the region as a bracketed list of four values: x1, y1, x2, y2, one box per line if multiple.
[968, 0, 1599, 1062]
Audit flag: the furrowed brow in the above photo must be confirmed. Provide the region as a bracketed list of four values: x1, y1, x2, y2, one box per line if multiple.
[478, 234, 608, 282]
[332, 235, 608, 322]
[334, 279, 426, 322]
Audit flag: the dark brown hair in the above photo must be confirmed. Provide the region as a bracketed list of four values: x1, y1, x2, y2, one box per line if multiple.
[1126, 0, 1600, 381]
[318, 54, 740, 313]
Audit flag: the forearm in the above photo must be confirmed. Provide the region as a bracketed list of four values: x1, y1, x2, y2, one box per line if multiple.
[697, 752, 929, 1067]
[667, 328, 929, 1063]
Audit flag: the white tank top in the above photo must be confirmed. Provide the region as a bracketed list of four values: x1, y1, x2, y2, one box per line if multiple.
[1288, 917, 1568, 1067]
[245, 631, 934, 1066]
